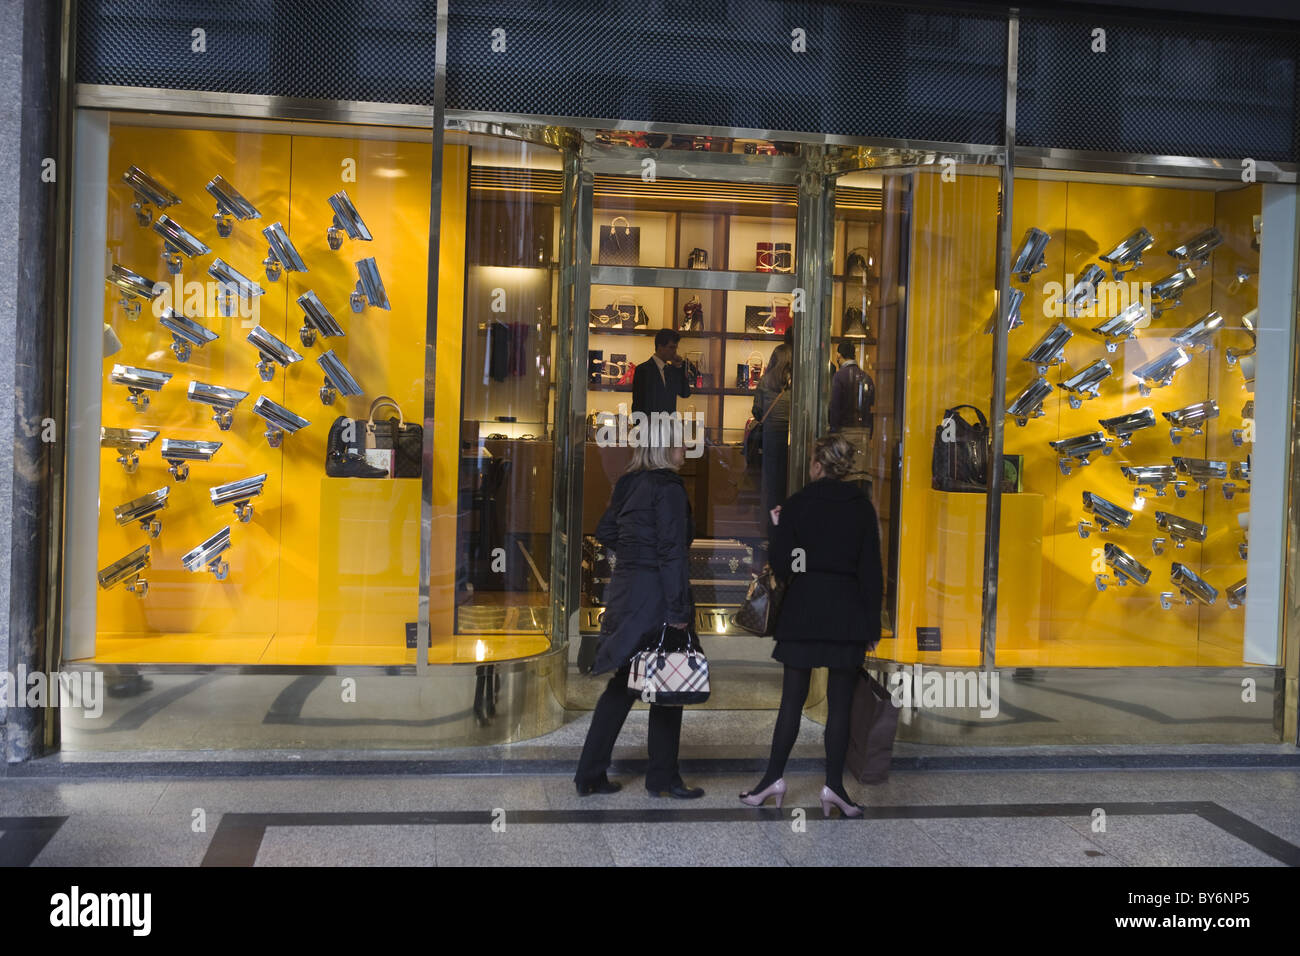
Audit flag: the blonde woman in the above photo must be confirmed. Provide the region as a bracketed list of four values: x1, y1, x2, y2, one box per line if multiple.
[741, 434, 883, 816]
[574, 414, 704, 799]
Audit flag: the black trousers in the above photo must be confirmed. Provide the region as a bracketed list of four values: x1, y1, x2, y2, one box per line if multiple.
[574, 663, 684, 791]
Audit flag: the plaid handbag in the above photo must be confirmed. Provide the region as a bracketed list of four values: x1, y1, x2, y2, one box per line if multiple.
[627, 625, 710, 705]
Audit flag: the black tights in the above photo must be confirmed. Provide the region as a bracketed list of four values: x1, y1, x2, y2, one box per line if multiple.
[757, 665, 858, 801]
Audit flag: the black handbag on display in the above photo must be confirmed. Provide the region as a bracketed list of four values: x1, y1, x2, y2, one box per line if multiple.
[680, 296, 704, 332]
[598, 216, 641, 266]
[841, 307, 877, 344]
[931, 404, 989, 492]
[326, 396, 423, 478]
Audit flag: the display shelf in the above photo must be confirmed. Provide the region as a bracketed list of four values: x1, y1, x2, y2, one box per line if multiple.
[589, 265, 798, 293]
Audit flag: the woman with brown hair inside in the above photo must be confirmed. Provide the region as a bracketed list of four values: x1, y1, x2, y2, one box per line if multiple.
[740, 433, 883, 816]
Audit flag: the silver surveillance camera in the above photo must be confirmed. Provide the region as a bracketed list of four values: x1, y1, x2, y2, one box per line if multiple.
[327, 190, 373, 249]
[252, 395, 311, 448]
[98, 544, 152, 598]
[297, 290, 345, 347]
[206, 175, 261, 238]
[316, 350, 363, 406]
[351, 257, 390, 312]
[110, 364, 173, 413]
[160, 438, 222, 482]
[113, 486, 171, 539]
[186, 381, 249, 431]
[122, 165, 181, 227]
[262, 221, 308, 282]
[246, 325, 304, 382]
[209, 474, 268, 523]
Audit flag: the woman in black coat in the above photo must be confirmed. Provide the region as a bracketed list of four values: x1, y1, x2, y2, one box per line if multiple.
[740, 434, 883, 817]
[573, 418, 705, 799]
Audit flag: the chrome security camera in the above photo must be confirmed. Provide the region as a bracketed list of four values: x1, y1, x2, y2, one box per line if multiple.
[1163, 562, 1218, 609]
[160, 438, 222, 482]
[1152, 510, 1208, 555]
[153, 214, 211, 275]
[106, 264, 165, 320]
[1078, 491, 1133, 539]
[1172, 456, 1228, 495]
[1098, 408, 1155, 448]
[208, 258, 266, 317]
[326, 190, 373, 249]
[1022, 322, 1073, 375]
[186, 381, 249, 431]
[206, 175, 261, 238]
[1120, 463, 1182, 503]
[984, 287, 1024, 335]
[98, 544, 152, 598]
[182, 526, 233, 581]
[253, 395, 311, 447]
[1132, 347, 1190, 397]
[113, 485, 171, 539]
[209, 474, 267, 523]
[110, 364, 173, 413]
[1006, 376, 1053, 426]
[1011, 228, 1050, 282]
[1097, 542, 1151, 592]
[123, 165, 181, 227]
[1168, 228, 1223, 270]
[1049, 431, 1113, 476]
[1057, 359, 1113, 409]
[101, 426, 160, 475]
[247, 325, 304, 382]
[1091, 301, 1149, 353]
[1149, 268, 1197, 317]
[317, 349, 363, 406]
[262, 221, 308, 282]
[1061, 264, 1106, 316]
[1170, 311, 1224, 354]
[297, 290, 345, 347]
[1099, 227, 1155, 280]
[351, 258, 391, 312]
[1163, 401, 1219, 445]
[159, 310, 218, 363]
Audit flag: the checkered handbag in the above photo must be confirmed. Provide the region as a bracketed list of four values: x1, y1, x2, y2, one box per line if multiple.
[627, 625, 711, 705]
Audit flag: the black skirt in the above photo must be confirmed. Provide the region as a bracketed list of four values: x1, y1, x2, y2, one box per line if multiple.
[772, 639, 866, 670]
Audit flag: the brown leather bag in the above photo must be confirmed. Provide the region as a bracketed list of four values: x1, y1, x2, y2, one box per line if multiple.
[845, 669, 900, 784]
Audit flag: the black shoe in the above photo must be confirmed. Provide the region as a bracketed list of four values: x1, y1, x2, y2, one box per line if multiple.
[576, 775, 622, 796]
[647, 783, 705, 799]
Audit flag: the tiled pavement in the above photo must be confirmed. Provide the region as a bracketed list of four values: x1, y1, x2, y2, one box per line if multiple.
[3, 711, 1298, 866]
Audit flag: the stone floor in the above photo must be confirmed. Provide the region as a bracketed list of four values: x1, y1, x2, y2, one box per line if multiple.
[3, 710, 1299, 867]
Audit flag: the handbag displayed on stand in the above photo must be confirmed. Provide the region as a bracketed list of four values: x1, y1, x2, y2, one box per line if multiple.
[687, 248, 709, 270]
[598, 216, 641, 266]
[589, 293, 646, 329]
[627, 624, 711, 705]
[680, 295, 704, 332]
[931, 404, 990, 492]
[326, 396, 423, 478]
[845, 668, 900, 784]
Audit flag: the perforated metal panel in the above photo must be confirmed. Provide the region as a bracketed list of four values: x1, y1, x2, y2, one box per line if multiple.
[1018, 14, 1300, 161]
[76, 0, 437, 105]
[447, 0, 1006, 145]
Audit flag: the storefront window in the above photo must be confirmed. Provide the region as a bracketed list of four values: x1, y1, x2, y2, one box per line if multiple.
[998, 169, 1285, 667]
[65, 113, 435, 665]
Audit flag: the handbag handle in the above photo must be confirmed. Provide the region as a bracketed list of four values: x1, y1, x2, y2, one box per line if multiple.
[609, 215, 632, 235]
[368, 395, 404, 427]
[943, 404, 988, 431]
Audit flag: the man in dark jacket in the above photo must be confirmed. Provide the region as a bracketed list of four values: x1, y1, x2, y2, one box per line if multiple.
[829, 342, 874, 433]
[632, 328, 692, 415]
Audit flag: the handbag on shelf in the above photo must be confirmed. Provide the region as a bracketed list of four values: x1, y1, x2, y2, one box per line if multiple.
[627, 624, 711, 705]
[733, 564, 785, 636]
[841, 306, 877, 343]
[598, 216, 641, 266]
[589, 294, 646, 330]
[327, 396, 423, 479]
[744, 297, 792, 335]
[687, 248, 709, 270]
[931, 404, 989, 493]
[846, 246, 875, 280]
[680, 295, 704, 332]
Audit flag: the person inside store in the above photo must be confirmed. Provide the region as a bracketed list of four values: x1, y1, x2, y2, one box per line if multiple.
[573, 414, 705, 799]
[752, 328, 793, 533]
[631, 327, 693, 415]
[829, 341, 874, 433]
[740, 433, 883, 817]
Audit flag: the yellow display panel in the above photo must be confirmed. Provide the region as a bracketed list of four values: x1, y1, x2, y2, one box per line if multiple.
[883, 168, 1000, 665]
[91, 125, 508, 665]
[998, 175, 1256, 667]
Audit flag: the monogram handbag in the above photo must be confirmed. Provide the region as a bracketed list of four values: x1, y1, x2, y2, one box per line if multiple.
[627, 624, 711, 705]
[931, 404, 989, 492]
[841, 306, 877, 343]
[326, 396, 422, 478]
[589, 294, 646, 330]
[598, 216, 641, 266]
[733, 564, 785, 636]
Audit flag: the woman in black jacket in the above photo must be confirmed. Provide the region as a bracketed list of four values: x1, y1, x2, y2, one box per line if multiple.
[573, 416, 705, 799]
[740, 434, 883, 816]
